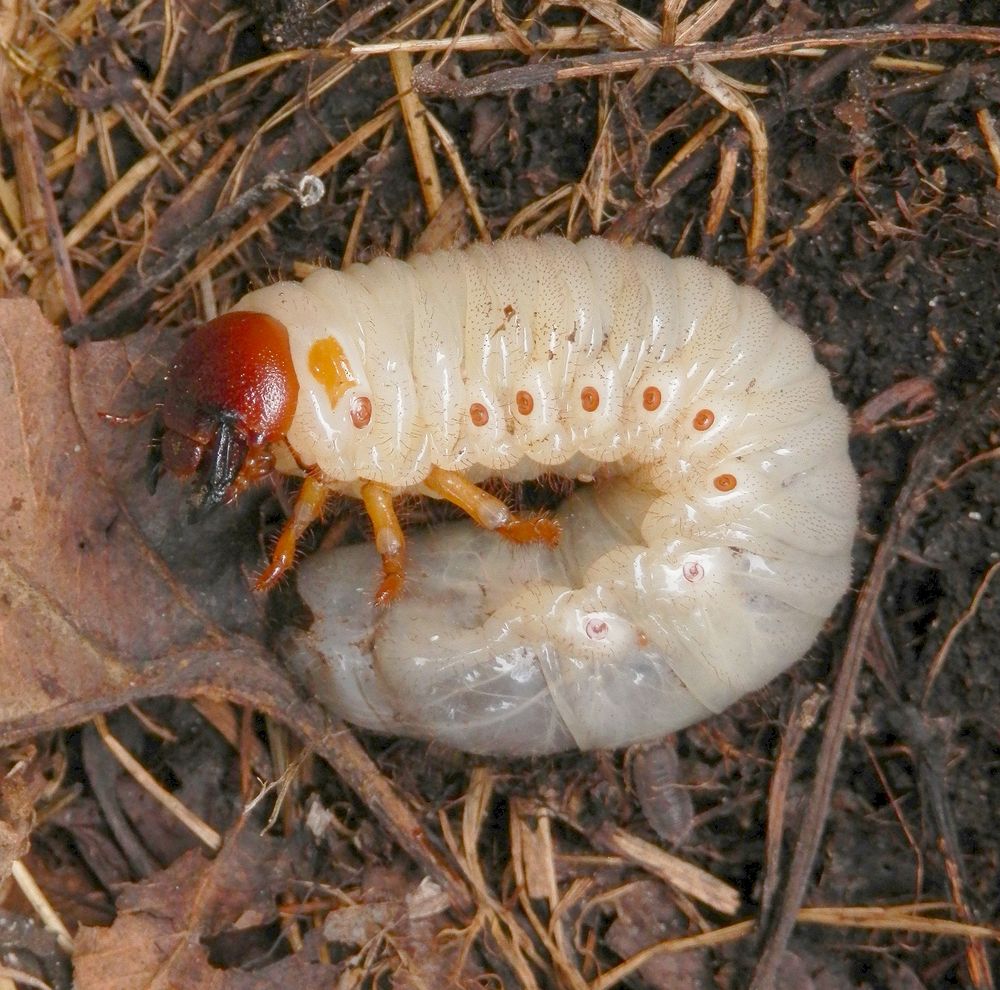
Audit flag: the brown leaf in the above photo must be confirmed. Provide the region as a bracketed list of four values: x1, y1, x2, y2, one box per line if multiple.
[0, 298, 310, 743]
[0, 297, 472, 920]
[73, 818, 294, 989]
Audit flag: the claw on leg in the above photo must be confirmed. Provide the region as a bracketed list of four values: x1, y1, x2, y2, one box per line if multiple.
[423, 466, 561, 547]
[361, 481, 407, 606]
[256, 474, 332, 591]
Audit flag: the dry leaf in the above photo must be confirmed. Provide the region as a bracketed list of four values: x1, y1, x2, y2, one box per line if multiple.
[73, 818, 300, 989]
[0, 298, 313, 743]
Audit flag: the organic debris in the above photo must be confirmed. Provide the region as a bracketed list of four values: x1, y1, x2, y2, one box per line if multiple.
[1, 0, 999, 987]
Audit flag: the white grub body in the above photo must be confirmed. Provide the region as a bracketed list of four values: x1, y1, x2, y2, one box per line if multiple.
[253, 237, 859, 755]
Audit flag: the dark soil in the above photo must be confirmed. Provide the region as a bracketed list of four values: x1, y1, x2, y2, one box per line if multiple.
[1, 0, 998, 987]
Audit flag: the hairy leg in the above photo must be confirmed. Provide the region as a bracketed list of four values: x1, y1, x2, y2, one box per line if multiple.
[423, 466, 560, 546]
[361, 481, 407, 606]
[256, 474, 332, 591]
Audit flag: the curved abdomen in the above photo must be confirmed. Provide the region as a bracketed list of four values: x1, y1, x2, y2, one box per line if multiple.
[272, 238, 858, 754]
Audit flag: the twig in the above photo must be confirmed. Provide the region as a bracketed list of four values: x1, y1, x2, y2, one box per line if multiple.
[851, 377, 937, 437]
[64, 123, 199, 251]
[158, 106, 396, 315]
[415, 23, 1000, 98]
[311, 724, 475, 916]
[758, 686, 823, 926]
[895, 704, 998, 989]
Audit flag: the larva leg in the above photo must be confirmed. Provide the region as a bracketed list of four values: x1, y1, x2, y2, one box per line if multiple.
[423, 466, 561, 547]
[227, 449, 276, 501]
[360, 481, 406, 607]
[256, 474, 332, 591]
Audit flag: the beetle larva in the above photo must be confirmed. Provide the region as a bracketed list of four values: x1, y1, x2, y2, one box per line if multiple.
[154, 236, 858, 755]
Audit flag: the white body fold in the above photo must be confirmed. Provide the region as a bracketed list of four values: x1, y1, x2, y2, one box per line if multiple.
[253, 237, 858, 755]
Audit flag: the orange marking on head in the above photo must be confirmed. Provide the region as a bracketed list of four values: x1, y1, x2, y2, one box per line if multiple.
[469, 402, 489, 426]
[516, 390, 534, 415]
[308, 337, 358, 409]
[642, 386, 661, 411]
[693, 408, 715, 431]
[580, 386, 600, 412]
[713, 473, 737, 492]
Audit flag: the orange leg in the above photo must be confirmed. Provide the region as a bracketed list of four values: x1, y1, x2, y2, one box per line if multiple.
[255, 474, 332, 591]
[423, 466, 561, 547]
[361, 481, 406, 607]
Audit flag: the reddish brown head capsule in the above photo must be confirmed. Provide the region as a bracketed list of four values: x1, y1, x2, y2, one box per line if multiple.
[150, 311, 299, 507]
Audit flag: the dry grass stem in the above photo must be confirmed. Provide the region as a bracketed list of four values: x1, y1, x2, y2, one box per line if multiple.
[597, 826, 741, 916]
[424, 108, 490, 240]
[591, 919, 756, 990]
[93, 714, 222, 851]
[10, 860, 73, 953]
[390, 50, 444, 219]
[504, 184, 574, 237]
[688, 62, 768, 256]
[704, 138, 738, 236]
[2, 0, 997, 985]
